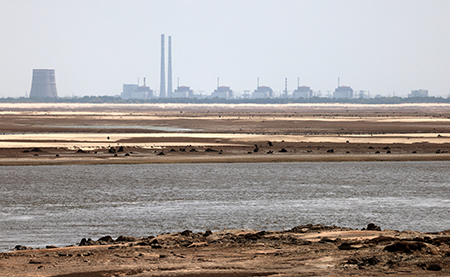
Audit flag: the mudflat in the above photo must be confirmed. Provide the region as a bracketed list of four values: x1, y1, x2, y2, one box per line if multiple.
[0, 103, 450, 165]
[1, 103, 450, 276]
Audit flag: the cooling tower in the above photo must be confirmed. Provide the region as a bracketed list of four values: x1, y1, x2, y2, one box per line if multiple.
[167, 36, 173, 98]
[160, 34, 166, 98]
[29, 69, 58, 98]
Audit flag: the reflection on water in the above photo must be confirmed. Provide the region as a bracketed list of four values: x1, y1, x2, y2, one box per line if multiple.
[0, 161, 449, 251]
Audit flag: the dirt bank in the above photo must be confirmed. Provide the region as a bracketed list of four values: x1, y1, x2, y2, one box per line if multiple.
[2, 224, 449, 276]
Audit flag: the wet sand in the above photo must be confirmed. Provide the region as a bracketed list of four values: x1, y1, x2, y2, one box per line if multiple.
[2, 103, 450, 276]
[1, 103, 450, 165]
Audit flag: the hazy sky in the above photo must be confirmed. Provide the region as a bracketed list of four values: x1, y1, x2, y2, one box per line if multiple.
[1, 0, 450, 98]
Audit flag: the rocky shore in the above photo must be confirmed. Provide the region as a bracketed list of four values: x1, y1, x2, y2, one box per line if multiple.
[2, 224, 450, 276]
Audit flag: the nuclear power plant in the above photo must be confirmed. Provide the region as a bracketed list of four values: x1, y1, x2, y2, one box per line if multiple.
[29, 69, 58, 98]
[119, 35, 384, 100]
[159, 34, 166, 98]
[167, 36, 173, 98]
[159, 34, 173, 98]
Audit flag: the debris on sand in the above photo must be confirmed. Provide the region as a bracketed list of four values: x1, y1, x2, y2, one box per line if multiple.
[6, 223, 450, 277]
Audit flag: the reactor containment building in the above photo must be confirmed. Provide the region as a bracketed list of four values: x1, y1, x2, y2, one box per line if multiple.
[29, 69, 58, 98]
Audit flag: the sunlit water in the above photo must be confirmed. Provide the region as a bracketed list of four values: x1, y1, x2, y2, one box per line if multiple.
[1, 161, 449, 252]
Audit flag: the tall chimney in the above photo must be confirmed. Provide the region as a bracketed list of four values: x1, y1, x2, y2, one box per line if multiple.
[167, 36, 172, 98]
[159, 34, 166, 98]
[29, 69, 58, 98]
[284, 77, 288, 97]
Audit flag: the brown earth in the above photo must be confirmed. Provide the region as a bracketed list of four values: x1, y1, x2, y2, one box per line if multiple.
[2, 224, 450, 277]
[1, 103, 450, 165]
[1, 103, 450, 276]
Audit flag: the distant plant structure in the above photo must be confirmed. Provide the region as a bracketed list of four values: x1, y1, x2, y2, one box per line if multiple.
[0, 96, 449, 104]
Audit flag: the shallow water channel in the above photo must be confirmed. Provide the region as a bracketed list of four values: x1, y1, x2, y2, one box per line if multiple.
[0, 161, 449, 251]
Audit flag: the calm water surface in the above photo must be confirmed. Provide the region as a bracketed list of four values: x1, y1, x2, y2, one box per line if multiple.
[1, 161, 449, 251]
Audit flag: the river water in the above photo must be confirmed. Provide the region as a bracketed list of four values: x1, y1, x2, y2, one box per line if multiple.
[1, 161, 449, 252]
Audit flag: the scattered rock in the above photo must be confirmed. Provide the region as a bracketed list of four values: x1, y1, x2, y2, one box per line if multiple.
[384, 241, 427, 253]
[279, 148, 288, 153]
[339, 243, 358, 250]
[97, 235, 114, 243]
[157, 152, 165, 155]
[79, 238, 97, 246]
[118, 146, 124, 152]
[327, 149, 334, 153]
[253, 145, 259, 153]
[181, 230, 193, 236]
[14, 245, 30, 251]
[366, 223, 382, 231]
[427, 264, 442, 271]
[116, 236, 137, 242]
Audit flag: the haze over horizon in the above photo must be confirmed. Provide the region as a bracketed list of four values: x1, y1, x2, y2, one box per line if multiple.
[1, 0, 450, 98]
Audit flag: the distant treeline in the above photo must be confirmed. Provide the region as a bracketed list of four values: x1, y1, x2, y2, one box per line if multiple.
[1, 96, 449, 104]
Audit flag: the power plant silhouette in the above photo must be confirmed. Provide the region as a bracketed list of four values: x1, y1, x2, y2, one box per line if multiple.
[159, 34, 166, 98]
[29, 69, 58, 98]
[159, 34, 173, 98]
[167, 35, 173, 98]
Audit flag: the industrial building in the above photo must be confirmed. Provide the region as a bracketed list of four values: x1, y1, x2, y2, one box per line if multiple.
[211, 86, 233, 99]
[29, 69, 58, 98]
[172, 86, 194, 98]
[333, 86, 353, 99]
[408, 89, 428, 98]
[252, 86, 273, 98]
[121, 78, 153, 100]
[293, 86, 313, 99]
[121, 84, 138, 99]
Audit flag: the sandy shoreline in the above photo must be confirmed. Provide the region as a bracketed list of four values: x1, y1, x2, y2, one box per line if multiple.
[1, 153, 450, 166]
[0, 103, 450, 165]
[1, 104, 450, 276]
